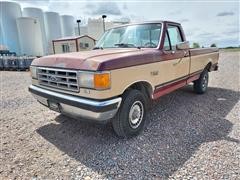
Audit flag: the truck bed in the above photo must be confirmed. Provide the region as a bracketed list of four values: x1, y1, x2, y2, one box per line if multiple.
[189, 47, 218, 56]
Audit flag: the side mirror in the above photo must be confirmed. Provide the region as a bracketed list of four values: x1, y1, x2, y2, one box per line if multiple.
[176, 41, 190, 50]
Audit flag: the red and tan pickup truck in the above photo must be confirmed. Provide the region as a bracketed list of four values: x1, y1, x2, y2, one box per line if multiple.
[29, 21, 219, 137]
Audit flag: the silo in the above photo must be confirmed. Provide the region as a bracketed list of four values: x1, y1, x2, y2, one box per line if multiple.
[44, 12, 62, 54]
[16, 17, 44, 56]
[0, 1, 22, 54]
[61, 15, 75, 37]
[0, 23, 4, 45]
[23, 7, 47, 55]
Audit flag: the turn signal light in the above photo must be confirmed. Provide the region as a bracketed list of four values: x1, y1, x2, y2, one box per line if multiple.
[94, 73, 111, 90]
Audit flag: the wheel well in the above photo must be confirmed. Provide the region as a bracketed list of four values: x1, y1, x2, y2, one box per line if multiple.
[124, 81, 153, 99]
[205, 62, 212, 72]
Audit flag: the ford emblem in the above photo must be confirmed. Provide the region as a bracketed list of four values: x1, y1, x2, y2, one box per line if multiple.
[50, 76, 58, 82]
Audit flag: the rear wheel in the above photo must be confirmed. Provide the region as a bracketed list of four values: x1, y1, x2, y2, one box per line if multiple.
[112, 89, 147, 138]
[193, 70, 209, 94]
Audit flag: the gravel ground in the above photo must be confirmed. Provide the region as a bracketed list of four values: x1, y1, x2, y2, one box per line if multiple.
[0, 51, 239, 179]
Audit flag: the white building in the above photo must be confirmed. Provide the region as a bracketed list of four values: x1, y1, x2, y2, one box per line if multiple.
[52, 35, 96, 54]
[75, 18, 130, 41]
[87, 18, 115, 40]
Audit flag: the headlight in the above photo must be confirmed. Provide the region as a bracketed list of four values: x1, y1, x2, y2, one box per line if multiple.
[78, 71, 111, 90]
[30, 66, 38, 79]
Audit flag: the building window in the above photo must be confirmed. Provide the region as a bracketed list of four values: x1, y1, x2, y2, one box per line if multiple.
[79, 42, 89, 49]
[62, 44, 70, 53]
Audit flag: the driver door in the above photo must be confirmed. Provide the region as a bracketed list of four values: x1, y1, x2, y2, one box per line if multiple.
[163, 24, 190, 81]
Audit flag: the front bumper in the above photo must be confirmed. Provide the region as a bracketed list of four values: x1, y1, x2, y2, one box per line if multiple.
[29, 85, 122, 121]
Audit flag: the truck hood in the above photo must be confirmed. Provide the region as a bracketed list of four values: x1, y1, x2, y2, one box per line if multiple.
[32, 48, 160, 71]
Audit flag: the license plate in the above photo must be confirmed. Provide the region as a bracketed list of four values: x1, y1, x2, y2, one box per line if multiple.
[48, 101, 60, 112]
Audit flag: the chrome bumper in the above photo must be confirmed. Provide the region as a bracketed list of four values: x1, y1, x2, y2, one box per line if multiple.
[29, 85, 122, 121]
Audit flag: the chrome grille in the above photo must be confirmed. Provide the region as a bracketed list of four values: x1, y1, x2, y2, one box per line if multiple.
[38, 68, 79, 92]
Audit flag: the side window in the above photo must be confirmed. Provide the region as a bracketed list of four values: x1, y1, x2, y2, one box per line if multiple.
[163, 32, 171, 50]
[167, 25, 183, 49]
[80, 42, 89, 49]
[62, 44, 70, 53]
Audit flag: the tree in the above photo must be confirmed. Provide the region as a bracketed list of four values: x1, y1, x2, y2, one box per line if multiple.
[192, 42, 200, 48]
[210, 43, 217, 47]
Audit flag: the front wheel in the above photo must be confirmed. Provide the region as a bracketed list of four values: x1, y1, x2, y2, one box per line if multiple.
[112, 89, 147, 138]
[193, 70, 209, 94]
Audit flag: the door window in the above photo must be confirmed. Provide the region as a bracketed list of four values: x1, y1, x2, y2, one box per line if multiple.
[163, 32, 171, 50]
[167, 25, 183, 50]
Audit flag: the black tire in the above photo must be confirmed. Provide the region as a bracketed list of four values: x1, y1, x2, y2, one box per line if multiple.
[193, 70, 209, 94]
[112, 89, 147, 138]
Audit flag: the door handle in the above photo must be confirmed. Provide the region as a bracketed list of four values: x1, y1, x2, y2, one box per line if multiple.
[183, 50, 188, 57]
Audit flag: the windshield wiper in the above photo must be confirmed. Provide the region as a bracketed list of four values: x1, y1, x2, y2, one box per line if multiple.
[114, 43, 138, 48]
[93, 46, 103, 50]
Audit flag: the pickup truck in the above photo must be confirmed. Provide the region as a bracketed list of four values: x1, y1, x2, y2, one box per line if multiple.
[29, 21, 219, 138]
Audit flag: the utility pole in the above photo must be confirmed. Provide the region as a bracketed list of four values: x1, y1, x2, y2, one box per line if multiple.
[102, 15, 107, 32]
[76, 19, 81, 36]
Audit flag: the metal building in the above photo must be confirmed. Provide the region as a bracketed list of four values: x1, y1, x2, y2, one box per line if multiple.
[87, 18, 115, 40]
[87, 18, 104, 40]
[74, 26, 88, 36]
[61, 15, 75, 37]
[17, 17, 44, 56]
[52, 35, 96, 54]
[0, 1, 22, 54]
[23, 7, 47, 55]
[44, 11, 62, 54]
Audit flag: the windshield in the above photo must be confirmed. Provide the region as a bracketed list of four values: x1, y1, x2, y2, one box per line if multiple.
[95, 23, 162, 49]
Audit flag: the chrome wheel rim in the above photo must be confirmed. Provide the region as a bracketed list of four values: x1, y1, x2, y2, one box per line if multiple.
[202, 73, 208, 90]
[129, 101, 144, 129]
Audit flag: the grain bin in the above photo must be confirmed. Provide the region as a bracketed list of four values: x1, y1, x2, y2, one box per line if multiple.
[61, 15, 75, 37]
[16, 17, 44, 56]
[23, 7, 47, 55]
[44, 12, 62, 54]
[0, 1, 22, 54]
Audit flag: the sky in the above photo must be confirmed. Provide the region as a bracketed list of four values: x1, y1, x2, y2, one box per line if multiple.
[7, 0, 240, 47]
